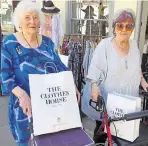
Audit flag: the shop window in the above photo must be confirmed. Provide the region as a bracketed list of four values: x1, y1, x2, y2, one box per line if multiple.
[68, 0, 109, 37]
[0, 0, 14, 34]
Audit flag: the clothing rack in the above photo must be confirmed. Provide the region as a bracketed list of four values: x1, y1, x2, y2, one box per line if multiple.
[62, 34, 103, 92]
[64, 34, 104, 50]
[64, 34, 106, 41]
[64, 34, 105, 37]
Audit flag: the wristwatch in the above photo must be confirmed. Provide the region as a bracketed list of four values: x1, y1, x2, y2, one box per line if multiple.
[91, 82, 98, 86]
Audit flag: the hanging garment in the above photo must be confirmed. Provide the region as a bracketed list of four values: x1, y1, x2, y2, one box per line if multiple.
[62, 39, 69, 55]
[40, 15, 52, 38]
[68, 41, 84, 91]
[83, 40, 95, 77]
[52, 14, 64, 49]
[40, 14, 64, 50]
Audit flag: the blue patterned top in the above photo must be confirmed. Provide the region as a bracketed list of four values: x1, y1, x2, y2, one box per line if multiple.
[1, 34, 68, 143]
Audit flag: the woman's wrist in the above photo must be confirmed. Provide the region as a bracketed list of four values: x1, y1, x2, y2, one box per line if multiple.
[12, 86, 26, 99]
[141, 76, 144, 79]
[91, 82, 98, 86]
[141, 76, 145, 81]
[90, 79, 98, 86]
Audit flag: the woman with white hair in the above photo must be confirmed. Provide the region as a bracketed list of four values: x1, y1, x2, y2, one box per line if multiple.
[86, 8, 148, 143]
[1, 1, 80, 146]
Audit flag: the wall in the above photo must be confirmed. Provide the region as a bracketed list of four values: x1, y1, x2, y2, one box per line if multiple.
[114, 0, 137, 13]
[36, 0, 42, 7]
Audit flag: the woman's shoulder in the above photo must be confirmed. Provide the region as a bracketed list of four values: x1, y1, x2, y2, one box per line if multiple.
[2, 33, 18, 47]
[130, 39, 139, 52]
[130, 39, 138, 46]
[98, 37, 112, 45]
[41, 35, 56, 52]
[2, 33, 16, 43]
[96, 37, 112, 50]
[42, 35, 54, 46]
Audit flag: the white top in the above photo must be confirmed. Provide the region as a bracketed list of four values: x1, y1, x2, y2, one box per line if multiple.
[52, 14, 64, 49]
[87, 37, 141, 97]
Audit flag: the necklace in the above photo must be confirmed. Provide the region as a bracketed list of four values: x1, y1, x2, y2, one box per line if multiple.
[125, 57, 128, 70]
[22, 32, 42, 69]
[114, 38, 124, 52]
[22, 32, 39, 49]
[114, 38, 129, 70]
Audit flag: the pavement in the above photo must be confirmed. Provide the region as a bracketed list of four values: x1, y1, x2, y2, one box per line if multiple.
[0, 96, 16, 146]
[0, 96, 95, 146]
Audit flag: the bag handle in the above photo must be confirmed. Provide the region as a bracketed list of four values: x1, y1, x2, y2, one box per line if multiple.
[44, 61, 59, 74]
[89, 95, 105, 112]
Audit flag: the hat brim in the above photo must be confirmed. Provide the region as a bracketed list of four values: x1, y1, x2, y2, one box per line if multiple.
[41, 7, 60, 13]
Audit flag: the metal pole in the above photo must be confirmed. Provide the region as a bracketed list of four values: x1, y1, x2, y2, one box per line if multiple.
[108, 0, 114, 37]
[134, 0, 143, 48]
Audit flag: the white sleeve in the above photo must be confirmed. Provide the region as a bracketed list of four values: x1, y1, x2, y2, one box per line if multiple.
[86, 39, 108, 83]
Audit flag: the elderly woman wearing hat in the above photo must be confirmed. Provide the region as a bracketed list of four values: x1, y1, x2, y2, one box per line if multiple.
[86, 8, 148, 143]
[1, 1, 80, 146]
[40, 0, 63, 50]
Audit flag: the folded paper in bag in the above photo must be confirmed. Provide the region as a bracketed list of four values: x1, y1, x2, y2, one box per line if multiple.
[29, 71, 82, 136]
[106, 93, 141, 142]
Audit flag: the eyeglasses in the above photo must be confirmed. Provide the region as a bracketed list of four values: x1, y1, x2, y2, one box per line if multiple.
[115, 23, 134, 32]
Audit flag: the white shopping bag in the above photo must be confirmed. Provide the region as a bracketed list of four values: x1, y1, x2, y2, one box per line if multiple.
[58, 54, 68, 67]
[106, 93, 141, 142]
[29, 71, 82, 136]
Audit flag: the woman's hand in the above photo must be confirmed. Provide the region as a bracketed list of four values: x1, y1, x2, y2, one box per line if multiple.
[19, 93, 32, 117]
[141, 77, 148, 92]
[91, 83, 101, 101]
[12, 86, 32, 117]
[75, 87, 80, 104]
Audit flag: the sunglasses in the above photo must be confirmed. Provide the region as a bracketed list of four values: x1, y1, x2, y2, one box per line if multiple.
[115, 23, 134, 31]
